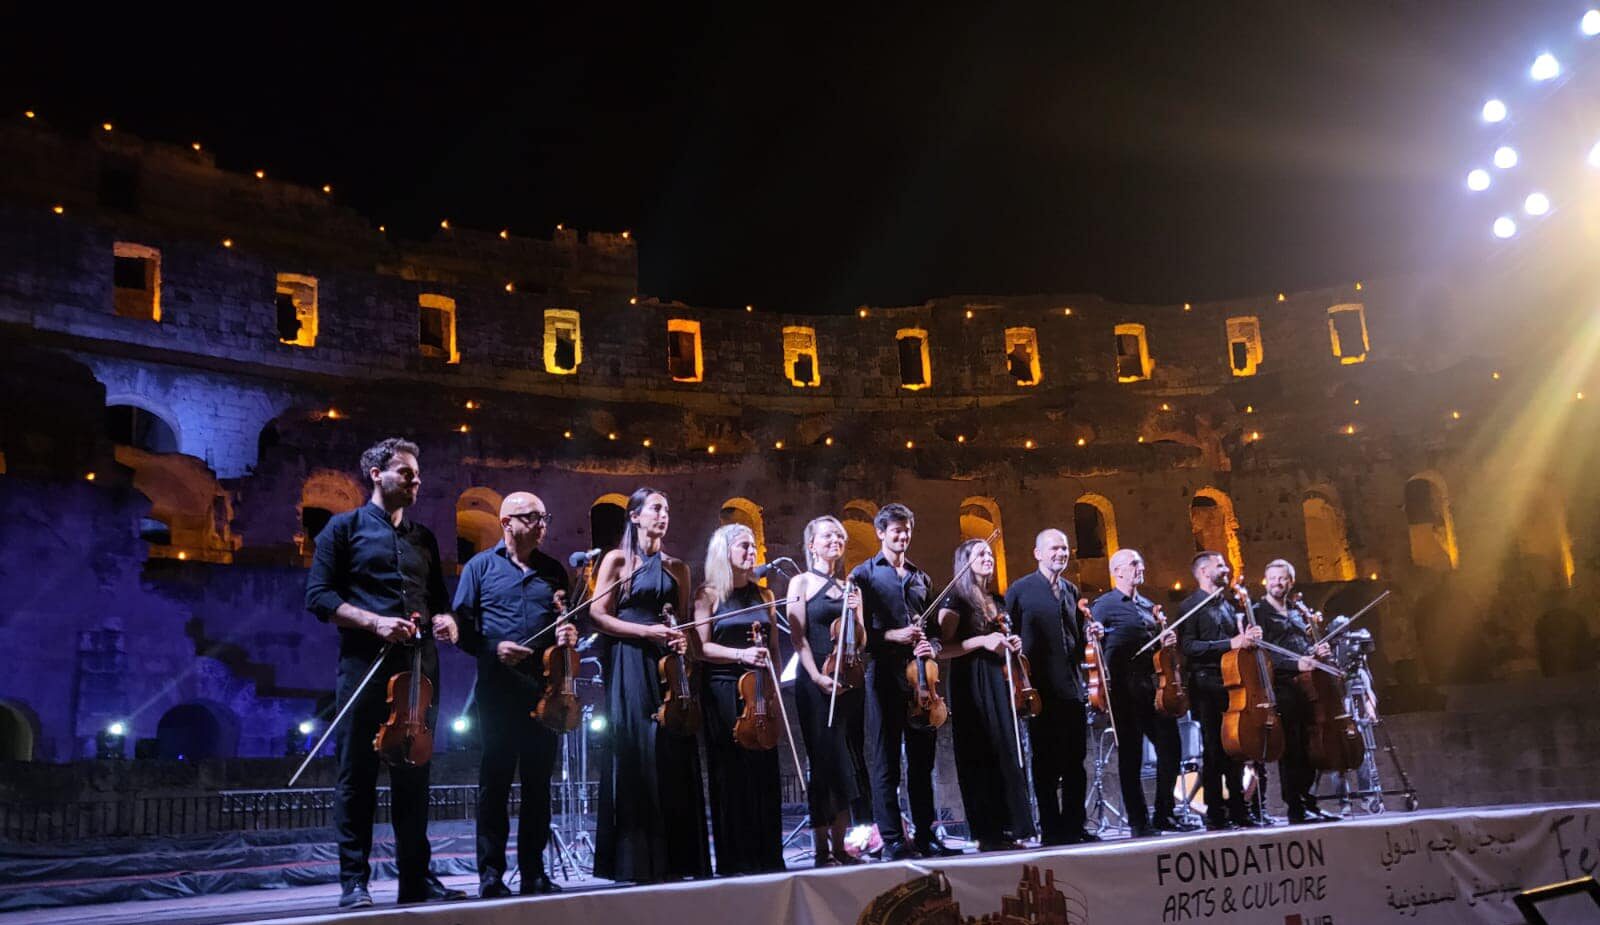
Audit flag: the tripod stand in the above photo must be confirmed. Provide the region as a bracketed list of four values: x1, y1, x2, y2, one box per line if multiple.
[1084, 714, 1128, 835]
[541, 682, 602, 883]
[1319, 638, 1419, 815]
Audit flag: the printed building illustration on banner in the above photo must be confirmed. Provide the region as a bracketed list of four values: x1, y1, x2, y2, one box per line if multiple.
[857, 866, 1087, 925]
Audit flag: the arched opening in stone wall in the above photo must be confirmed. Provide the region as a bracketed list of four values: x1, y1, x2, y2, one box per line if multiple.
[298, 469, 365, 557]
[1516, 490, 1576, 589]
[1073, 493, 1119, 591]
[959, 496, 1009, 592]
[720, 498, 768, 565]
[841, 500, 879, 571]
[117, 446, 235, 562]
[1189, 487, 1243, 578]
[155, 701, 238, 760]
[0, 701, 36, 761]
[456, 488, 505, 563]
[1302, 489, 1357, 582]
[591, 494, 630, 555]
[105, 403, 179, 453]
[1404, 473, 1459, 570]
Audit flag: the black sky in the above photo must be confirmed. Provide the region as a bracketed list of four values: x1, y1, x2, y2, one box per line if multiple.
[3, 2, 1576, 311]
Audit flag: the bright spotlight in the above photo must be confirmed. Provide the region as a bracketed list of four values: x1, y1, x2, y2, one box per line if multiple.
[1493, 146, 1518, 169]
[589, 715, 607, 733]
[1524, 192, 1551, 215]
[1589, 139, 1600, 168]
[297, 720, 314, 735]
[1583, 9, 1600, 36]
[1493, 216, 1518, 239]
[1481, 99, 1507, 123]
[107, 721, 127, 737]
[1466, 168, 1491, 191]
[1531, 52, 1560, 81]
[451, 716, 470, 734]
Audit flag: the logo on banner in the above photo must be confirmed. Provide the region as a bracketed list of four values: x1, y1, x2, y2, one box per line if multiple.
[857, 865, 1088, 924]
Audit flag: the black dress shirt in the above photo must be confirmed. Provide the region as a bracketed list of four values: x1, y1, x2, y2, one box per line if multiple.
[1008, 571, 1085, 703]
[305, 503, 450, 660]
[453, 542, 570, 699]
[1177, 588, 1244, 687]
[849, 551, 931, 661]
[1254, 599, 1315, 678]
[1090, 589, 1160, 673]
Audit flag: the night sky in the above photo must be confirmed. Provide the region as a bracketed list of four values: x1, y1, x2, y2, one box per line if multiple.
[3, 2, 1575, 311]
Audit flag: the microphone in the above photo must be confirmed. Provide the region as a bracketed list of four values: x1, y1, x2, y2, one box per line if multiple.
[754, 557, 799, 580]
[569, 548, 602, 568]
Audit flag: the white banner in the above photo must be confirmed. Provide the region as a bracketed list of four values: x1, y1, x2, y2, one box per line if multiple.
[274, 802, 1600, 925]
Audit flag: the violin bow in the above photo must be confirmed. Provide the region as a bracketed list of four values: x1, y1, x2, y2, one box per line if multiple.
[757, 620, 808, 793]
[998, 612, 1024, 767]
[828, 577, 855, 728]
[1314, 590, 1393, 648]
[911, 528, 1002, 630]
[517, 558, 652, 647]
[1080, 597, 1119, 749]
[1135, 585, 1224, 655]
[288, 643, 393, 787]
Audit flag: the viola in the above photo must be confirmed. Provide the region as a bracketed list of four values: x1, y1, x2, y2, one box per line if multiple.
[994, 610, 1041, 717]
[1151, 603, 1190, 718]
[654, 603, 701, 736]
[533, 588, 582, 734]
[374, 612, 434, 767]
[1078, 597, 1112, 716]
[904, 608, 949, 730]
[1292, 594, 1364, 772]
[822, 578, 867, 691]
[733, 622, 781, 751]
[1220, 584, 1285, 763]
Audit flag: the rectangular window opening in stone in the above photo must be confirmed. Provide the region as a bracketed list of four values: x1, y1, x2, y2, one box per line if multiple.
[1113, 323, 1151, 382]
[896, 328, 930, 390]
[1327, 303, 1369, 365]
[275, 273, 318, 347]
[1226, 316, 1263, 377]
[667, 319, 703, 382]
[418, 293, 459, 363]
[98, 158, 140, 213]
[1004, 326, 1042, 385]
[544, 309, 582, 374]
[112, 242, 160, 321]
[782, 326, 821, 387]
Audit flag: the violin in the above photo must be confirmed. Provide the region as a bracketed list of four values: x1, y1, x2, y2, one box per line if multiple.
[534, 588, 582, 734]
[374, 612, 434, 767]
[904, 608, 949, 730]
[1151, 603, 1190, 718]
[654, 603, 701, 736]
[733, 622, 781, 750]
[994, 610, 1041, 717]
[1220, 583, 1285, 763]
[1078, 597, 1111, 716]
[822, 578, 866, 691]
[1291, 594, 1365, 772]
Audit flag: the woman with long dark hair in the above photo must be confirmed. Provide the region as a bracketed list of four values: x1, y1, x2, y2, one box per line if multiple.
[588, 487, 711, 882]
[937, 538, 1036, 851]
[693, 523, 785, 875]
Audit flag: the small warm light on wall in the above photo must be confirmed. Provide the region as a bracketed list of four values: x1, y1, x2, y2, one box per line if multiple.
[556, 223, 564, 231]
[642, 438, 652, 448]
[1276, 293, 1286, 302]
[326, 408, 342, 420]
[563, 430, 573, 439]
[1076, 437, 1087, 446]
[25, 110, 36, 119]
[1577, 391, 1586, 400]
[607, 432, 617, 441]
[707, 444, 717, 454]
[1368, 572, 1379, 581]
[774, 440, 784, 450]
[52, 204, 63, 215]
[746, 304, 754, 313]
[254, 169, 265, 180]
[322, 184, 332, 194]
[1172, 581, 1182, 591]
[1245, 405, 1255, 413]
[85, 472, 96, 481]
[1137, 435, 1146, 443]
[1491, 371, 1501, 380]
[1450, 410, 1461, 420]
[458, 424, 470, 434]
[858, 308, 868, 318]
[621, 230, 631, 240]
[1183, 302, 1192, 312]
[191, 142, 202, 151]
[221, 238, 233, 248]
[1344, 424, 1356, 435]
[824, 436, 834, 446]
[964, 309, 974, 319]
[957, 434, 967, 444]
[1160, 402, 1170, 411]
[1249, 431, 1261, 441]
[177, 551, 188, 560]
[504, 282, 515, 293]
[1063, 307, 1073, 316]
[1354, 281, 1364, 291]
[464, 400, 479, 410]
[499, 229, 509, 239]
[905, 440, 915, 449]
[101, 122, 113, 132]
[378, 225, 386, 233]
[1024, 439, 1036, 449]
[629, 296, 639, 305]
[440, 219, 450, 230]
[1353, 399, 1361, 406]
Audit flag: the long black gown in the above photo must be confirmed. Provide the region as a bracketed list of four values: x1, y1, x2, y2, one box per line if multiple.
[592, 552, 712, 882]
[947, 594, 1037, 844]
[701, 584, 786, 875]
[792, 577, 870, 827]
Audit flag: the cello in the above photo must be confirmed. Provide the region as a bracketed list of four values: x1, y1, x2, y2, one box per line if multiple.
[1151, 604, 1190, 718]
[1291, 594, 1365, 772]
[732, 622, 781, 751]
[1220, 584, 1285, 763]
[654, 603, 702, 736]
[823, 578, 866, 727]
[374, 612, 434, 767]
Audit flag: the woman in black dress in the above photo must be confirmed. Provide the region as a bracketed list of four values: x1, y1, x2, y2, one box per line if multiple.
[588, 487, 711, 883]
[693, 523, 785, 875]
[937, 538, 1037, 851]
[786, 516, 871, 866]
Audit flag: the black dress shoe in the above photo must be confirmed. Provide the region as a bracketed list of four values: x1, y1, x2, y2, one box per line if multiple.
[1152, 815, 1201, 833]
[1307, 806, 1342, 822]
[521, 873, 563, 895]
[398, 874, 468, 905]
[1130, 823, 1159, 838]
[338, 883, 374, 909]
[1288, 811, 1312, 825]
[1075, 830, 1102, 843]
[480, 880, 512, 899]
[976, 839, 1024, 853]
[1229, 813, 1259, 829]
[1204, 817, 1236, 832]
[884, 839, 922, 861]
[914, 835, 963, 857]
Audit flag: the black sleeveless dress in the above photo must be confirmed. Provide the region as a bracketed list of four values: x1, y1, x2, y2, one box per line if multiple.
[792, 577, 870, 825]
[947, 594, 1037, 843]
[592, 552, 712, 882]
[701, 584, 785, 875]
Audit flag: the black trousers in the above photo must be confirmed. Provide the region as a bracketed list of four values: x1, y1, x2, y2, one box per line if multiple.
[1275, 681, 1318, 814]
[1106, 666, 1179, 825]
[864, 659, 938, 842]
[476, 691, 560, 888]
[1191, 682, 1249, 823]
[1030, 696, 1088, 843]
[333, 650, 437, 891]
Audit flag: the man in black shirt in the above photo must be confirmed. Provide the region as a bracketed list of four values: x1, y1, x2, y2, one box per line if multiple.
[453, 491, 579, 896]
[1254, 559, 1339, 824]
[849, 503, 955, 859]
[305, 437, 465, 909]
[1009, 529, 1102, 845]
[1090, 548, 1197, 837]
[1177, 551, 1258, 830]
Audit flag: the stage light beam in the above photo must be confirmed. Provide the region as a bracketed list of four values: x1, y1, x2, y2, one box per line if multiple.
[1481, 99, 1507, 123]
[1584, 10, 1600, 36]
[1531, 53, 1560, 80]
[1493, 146, 1519, 169]
[1493, 216, 1518, 239]
[1467, 169, 1491, 191]
[1524, 192, 1550, 216]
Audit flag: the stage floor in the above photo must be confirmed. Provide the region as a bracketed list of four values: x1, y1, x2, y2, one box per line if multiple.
[4, 801, 1596, 925]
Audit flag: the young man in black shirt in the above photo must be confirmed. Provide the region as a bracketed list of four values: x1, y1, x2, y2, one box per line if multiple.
[305, 437, 466, 909]
[453, 491, 580, 896]
[1254, 558, 1339, 824]
[1176, 551, 1258, 830]
[849, 503, 956, 859]
[1009, 528, 1102, 845]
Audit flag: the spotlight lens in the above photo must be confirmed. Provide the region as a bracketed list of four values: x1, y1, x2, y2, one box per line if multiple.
[451, 717, 469, 733]
[1481, 98, 1507, 123]
[1492, 216, 1518, 239]
[589, 716, 607, 732]
[1531, 52, 1560, 80]
[1466, 168, 1491, 191]
[1584, 9, 1600, 36]
[298, 721, 314, 735]
[1493, 146, 1518, 169]
[108, 722, 126, 736]
[1524, 192, 1550, 216]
